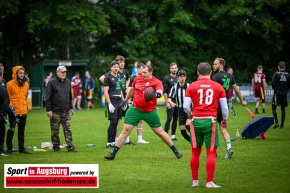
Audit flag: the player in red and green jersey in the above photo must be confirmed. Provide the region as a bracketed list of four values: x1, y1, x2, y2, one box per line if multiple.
[104, 65, 182, 160]
[184, 62, 228, 188]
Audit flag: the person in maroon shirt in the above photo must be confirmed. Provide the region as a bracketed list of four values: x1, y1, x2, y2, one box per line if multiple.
[252, 65, 269, 114]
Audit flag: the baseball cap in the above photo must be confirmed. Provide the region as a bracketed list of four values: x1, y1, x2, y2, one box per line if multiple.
[178, 70, 186, 76]
[57, 66, 68, 72]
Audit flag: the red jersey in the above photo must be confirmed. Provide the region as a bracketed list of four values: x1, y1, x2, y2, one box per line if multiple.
[253, 72, 266, 89]
[132, 75, 163, 112]
[71, 76, 82, 90]
[186, 78, 226, 118]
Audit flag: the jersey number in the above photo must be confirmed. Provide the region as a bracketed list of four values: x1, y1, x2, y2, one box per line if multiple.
[198, 88, 213, 105]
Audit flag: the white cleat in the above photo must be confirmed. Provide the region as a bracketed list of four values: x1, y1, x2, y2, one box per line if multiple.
[192, 180, 199, 187]
[206, 181, 221, 188]
[1, 153, 8, 156]
[137, 139, 149, 144]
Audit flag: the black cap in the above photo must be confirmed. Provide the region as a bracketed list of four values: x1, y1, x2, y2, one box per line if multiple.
[178, 70, 186, 76]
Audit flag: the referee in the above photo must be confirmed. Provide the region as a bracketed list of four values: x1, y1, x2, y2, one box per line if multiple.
[167, 70, 191, 143]
[271, 61, 290, 129]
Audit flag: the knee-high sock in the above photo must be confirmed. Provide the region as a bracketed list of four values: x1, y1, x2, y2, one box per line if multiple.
[281, 106, 286, 126]
[108, 119, 118, 143]
[190, 147, 202, 180]
[272, 105, 278, 124]
[181, 130, 190, 142]
[206, 148, 217, 183]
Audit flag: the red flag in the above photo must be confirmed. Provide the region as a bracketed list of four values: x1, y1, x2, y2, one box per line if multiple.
[246, 108, 255, 119]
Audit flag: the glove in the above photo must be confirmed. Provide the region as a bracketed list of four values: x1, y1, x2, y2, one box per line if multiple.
[108, 104, 115, 113]
[221, 120, 228, 128]
[152, 91, 162, 98]
[122, 100, 128, 111]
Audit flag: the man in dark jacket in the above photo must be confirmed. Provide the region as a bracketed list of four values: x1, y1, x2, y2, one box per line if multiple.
[45, 66, 77, 153]
[0, 69, 17, 156]
[271, 61, 290, 129]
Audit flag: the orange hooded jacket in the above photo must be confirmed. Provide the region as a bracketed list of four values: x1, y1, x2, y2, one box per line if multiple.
[6, 66, 29, 116]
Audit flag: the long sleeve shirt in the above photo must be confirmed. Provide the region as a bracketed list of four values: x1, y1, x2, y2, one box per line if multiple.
[45, 77, 73, 112]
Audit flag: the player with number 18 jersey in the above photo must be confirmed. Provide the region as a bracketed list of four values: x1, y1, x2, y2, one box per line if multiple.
[186, 78, 226, 118]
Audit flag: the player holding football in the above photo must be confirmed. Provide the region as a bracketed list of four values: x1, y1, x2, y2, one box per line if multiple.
[104, 65, 182, 160]
[212, 58, 247, 158]
[184, 62, 228, 188]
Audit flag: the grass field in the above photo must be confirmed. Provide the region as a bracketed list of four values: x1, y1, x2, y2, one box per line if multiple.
[0, 103, 290, 193]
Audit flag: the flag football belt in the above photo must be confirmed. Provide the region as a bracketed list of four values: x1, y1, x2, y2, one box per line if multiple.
[189, 116, 217, 151]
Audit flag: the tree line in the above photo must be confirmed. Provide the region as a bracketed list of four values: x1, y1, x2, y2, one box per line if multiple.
[0, 0, 289, 84]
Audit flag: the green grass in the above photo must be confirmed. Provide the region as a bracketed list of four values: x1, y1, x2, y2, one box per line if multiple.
[1, 103, 290, 193]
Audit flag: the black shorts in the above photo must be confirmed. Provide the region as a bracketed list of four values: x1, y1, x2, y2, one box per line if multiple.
[108, 99, 123, 120]
[178, 108, 188, 126]
[272, 94, 288, 107]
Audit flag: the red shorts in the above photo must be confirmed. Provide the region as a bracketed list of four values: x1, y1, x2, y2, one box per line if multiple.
[254, 87, 265, 100]
[72, 89, 81, 99]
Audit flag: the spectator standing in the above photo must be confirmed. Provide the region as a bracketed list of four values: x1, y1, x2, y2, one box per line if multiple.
[0, 63, 6, 87]
[212, 58, 247, 158]
[0, 69, 18, 156]
[167, 70, 191, 143]
[45, 66, 77, 153]
[227, 67, 234, 101]
[84, 71, 95, 110]
[271, 61, 290, 129]
[104, 65, 182, 160]
[163, 62, 179, 140]
[71, 71, 82, 111]
[252, 65, 269, 114]
[43, 72, 53, 107]
[6, 66, 30, 154]
[184, 62, 228, 188]
[131, 61, 138, 77]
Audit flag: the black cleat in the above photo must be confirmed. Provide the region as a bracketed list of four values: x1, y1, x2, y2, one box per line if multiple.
[280, 125, 284, 129]
[171, 138, 178, 141]
[124, 141, 135, 145]
[273, 123, 279, 129]
[54, 149, 60, 153]
[106, 144, 114, 149]
[254, 110, 259, 114]
[174, 150, 182, 159]
[19, 150, 31, 154]
[68, 149, 77, 153]
[104, 153, 115, 160]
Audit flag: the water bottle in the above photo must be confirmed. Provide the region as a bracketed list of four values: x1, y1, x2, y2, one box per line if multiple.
[236, 129, 240, 140]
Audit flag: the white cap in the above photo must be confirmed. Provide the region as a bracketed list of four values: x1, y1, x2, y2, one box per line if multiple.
[57, 66, 68, 72]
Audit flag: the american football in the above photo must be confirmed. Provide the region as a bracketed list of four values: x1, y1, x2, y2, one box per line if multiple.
[144, 87, 154, 102]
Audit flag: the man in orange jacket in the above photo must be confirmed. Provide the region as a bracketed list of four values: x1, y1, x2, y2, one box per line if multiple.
[6, 66, 30, 154]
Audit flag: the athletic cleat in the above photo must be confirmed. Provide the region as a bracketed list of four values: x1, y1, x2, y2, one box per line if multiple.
[225, 148, 234, 159]
[171, 137, 178, 141]
[137, 139, 149, 144]
[273, 123, 279, 129]
[206, 181, 221, 188]
[104, 153, 115, 160]
[124, 141, 135, 145]
[192, 180, 199, 187]
[280, 125, 284, 129]
[174, 150, 182, 159]
[105, 144, 114, 149]
[1, 153, 8, 156]
[254, 110, 259, 114]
